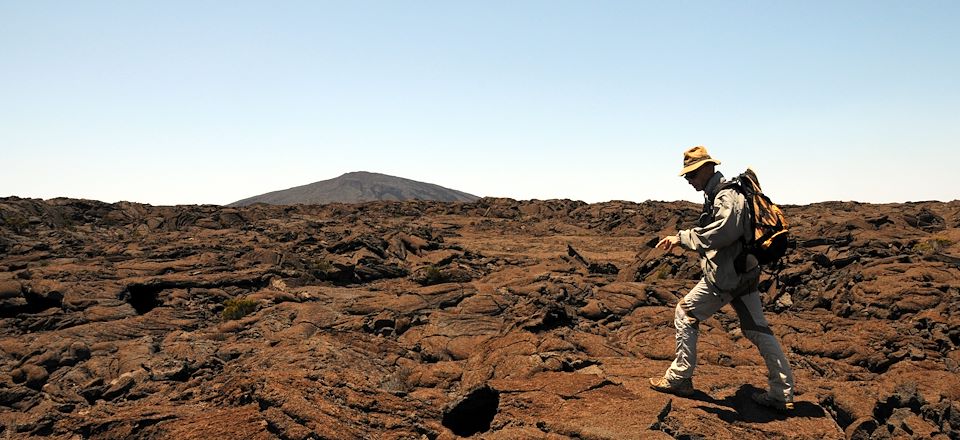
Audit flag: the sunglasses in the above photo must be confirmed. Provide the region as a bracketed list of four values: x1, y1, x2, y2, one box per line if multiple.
[683, 169, 699, 180]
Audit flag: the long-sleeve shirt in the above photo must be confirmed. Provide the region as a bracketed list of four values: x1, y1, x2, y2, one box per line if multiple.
[678, 171, 754, 292]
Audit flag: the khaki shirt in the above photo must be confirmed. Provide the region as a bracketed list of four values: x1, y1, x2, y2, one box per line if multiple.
[678, 172, 756, 292]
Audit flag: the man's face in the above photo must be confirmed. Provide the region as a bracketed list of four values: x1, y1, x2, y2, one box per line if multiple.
[683, 165, 712, 192]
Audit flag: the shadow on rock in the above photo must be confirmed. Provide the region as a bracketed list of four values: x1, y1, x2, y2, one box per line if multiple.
[692, 384, 826, 423]
[442, 384, 500, 437]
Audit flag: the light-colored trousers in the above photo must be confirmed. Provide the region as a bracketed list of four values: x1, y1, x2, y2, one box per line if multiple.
[664, 277, 795, 403]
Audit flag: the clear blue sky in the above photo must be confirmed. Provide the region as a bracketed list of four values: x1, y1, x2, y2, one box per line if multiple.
[2, 1, 958, 205]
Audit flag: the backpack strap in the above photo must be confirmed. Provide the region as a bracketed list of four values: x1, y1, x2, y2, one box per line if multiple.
[700, 178, 742, 226]
[715, 179, 741, 193]
[715, 177, 756, 273]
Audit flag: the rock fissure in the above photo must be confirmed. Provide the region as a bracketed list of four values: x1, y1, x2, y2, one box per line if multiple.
[0, 197, 957, 439]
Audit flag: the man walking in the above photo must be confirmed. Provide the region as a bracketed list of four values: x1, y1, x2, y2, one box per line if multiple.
[648, 145, 795, 411]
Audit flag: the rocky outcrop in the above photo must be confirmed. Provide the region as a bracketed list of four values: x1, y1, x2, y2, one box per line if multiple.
[0, 196, 958, 439]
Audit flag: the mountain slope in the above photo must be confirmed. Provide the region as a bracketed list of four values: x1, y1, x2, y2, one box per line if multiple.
[228, 171, 479, 206]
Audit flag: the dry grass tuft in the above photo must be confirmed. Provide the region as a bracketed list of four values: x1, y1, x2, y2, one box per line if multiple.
[222, 297, 258, 320]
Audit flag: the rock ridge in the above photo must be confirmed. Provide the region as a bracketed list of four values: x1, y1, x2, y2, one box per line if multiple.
[0, 196, 958, 439]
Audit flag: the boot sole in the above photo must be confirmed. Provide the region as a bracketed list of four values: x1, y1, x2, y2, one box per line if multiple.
[649, 379, 694, 397]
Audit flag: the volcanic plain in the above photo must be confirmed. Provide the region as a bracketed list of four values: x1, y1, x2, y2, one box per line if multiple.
[1, 197, 958, 439]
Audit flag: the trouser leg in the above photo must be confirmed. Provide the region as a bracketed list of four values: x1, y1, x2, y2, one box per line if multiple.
[665, 279, 726, 381]
[730, 292, 795, 402]
[665, 300, 699, 381]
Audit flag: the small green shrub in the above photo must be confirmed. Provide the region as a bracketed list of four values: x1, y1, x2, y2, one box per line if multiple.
[420, 265, 448, 286]
[222, 297, 258, 320]
[914, 237, 953, 256]
[312, 259, 333, 273]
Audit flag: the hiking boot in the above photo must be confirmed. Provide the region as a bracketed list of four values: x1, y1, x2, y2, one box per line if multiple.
[751, 391, 794, 412]
[649, 376, 694, 397]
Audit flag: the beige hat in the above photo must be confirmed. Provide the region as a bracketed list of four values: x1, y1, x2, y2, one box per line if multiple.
[679, 145, 721, 176]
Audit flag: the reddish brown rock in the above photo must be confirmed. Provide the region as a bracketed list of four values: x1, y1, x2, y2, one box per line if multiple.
[0, 196, 957, 439]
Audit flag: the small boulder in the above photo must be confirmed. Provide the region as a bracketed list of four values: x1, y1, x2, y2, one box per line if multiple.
[11, 364, 49, 390]
[578, 299, 608, 320]
[0, 280, 21, 299]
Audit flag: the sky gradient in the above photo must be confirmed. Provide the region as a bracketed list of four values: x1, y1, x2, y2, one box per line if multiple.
[2, 1, 958, 206]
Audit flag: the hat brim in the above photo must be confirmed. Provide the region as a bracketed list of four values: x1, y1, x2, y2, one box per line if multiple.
[679, 158, 720, 176]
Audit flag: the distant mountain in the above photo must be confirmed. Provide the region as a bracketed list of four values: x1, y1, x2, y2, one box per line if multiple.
[227, 171, 480, 206]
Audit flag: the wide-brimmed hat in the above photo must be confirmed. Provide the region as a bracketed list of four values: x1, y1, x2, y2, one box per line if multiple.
[679, 145, 721, 176]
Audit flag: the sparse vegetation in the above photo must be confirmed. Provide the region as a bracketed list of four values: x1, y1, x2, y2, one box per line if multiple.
[312, 259, 334, 274]
[380, 365, 413, 395]
[652, 264, 671, 280]
[2, 215, 29, 234]
[418, 265, 448, 286]
[913, 236, 953, 256]
[221, 297, 258, 320]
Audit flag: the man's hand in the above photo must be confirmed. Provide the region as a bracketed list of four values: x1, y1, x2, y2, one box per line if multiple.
[656, 234, 681, 253]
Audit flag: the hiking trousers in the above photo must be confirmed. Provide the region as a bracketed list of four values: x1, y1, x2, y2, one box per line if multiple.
[664, 277, 795, 403]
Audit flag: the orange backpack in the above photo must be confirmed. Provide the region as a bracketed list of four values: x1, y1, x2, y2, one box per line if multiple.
[720, 168, 789, 266]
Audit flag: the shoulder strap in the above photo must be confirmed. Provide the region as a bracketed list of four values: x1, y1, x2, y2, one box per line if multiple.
[717, 176, 755, 245]
[700, 178, 744, 227]
[716, 177, 744, 195]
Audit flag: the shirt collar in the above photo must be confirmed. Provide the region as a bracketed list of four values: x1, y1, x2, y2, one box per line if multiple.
[704, 171, 724, 200]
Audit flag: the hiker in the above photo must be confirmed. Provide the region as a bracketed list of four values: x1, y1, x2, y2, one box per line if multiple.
[648, 146, 795, 411]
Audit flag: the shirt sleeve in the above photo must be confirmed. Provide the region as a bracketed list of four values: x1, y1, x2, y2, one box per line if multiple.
[678, 190, 746, 252]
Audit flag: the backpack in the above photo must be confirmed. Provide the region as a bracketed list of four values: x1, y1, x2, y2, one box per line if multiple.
[718, 168, 789, 266]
